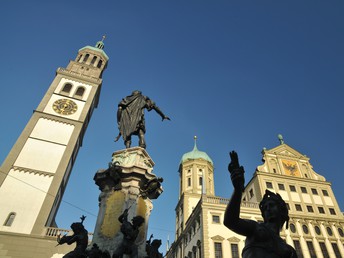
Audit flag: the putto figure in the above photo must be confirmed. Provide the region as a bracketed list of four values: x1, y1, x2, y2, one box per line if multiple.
[224, 151, 297, 258]
[113, 208, 145, 258]
[57, 215, 88, 258]
[115, 90, 170, 149]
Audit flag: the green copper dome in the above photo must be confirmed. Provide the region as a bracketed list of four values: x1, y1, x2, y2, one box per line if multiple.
[180, 137, 213, 165]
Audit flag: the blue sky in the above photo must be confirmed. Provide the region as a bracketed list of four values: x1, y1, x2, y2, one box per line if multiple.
[1, 0, 343, 253]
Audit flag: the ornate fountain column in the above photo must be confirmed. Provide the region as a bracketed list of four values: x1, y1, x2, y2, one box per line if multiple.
[91, 147, 163, 257]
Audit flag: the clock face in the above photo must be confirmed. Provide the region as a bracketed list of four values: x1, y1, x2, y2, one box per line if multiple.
[282, 159, 300, 177]
[52, 99, 78, 115]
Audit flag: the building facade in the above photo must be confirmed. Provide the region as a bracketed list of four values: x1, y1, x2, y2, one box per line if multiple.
[0, 39, 108, 257]
[167, 137, 344, 258]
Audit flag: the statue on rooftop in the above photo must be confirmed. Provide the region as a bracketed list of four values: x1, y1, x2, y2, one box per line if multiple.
[115, 90, 170, 149]
[113, 208, 145, 258]
[224, 151, 298, 258]
[57, 215, 88, 258]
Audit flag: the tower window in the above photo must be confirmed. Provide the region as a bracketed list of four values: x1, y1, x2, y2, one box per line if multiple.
[326, 227, 333, 236]
[83, 54, 89, 63]
[266, 182, 273, 189]
[212, 215, 220, 223]
[295, 204, 302, 211]
[289, 223, 296, 233]
[230, 244, 239, 258]
[315, 226, 321, 235]
[289, 185, 296, 192]
[76, 54, 82, 62]
[97, 59, 103, 68]
[187, 177, 191, 187]
[199, 177, 202, 186]
[74, 87, 85, 97]
[293, 240, 303, 258]
[319, 242, 329, 258]
[91, 56, 97, 65]
[306, 241, 316, 258]
[322, 189, 329, 196]
[4, 212, 16, 226]
[311, 188, 318, 195]
[278, 183, 285, 190]
[329, 208, 336, 215]
[302, 225, 309, 234]
[331, 243, 341, 258]
[318, 206, 325, 214]
[214, 242, 223, 258]
[306, 205, 314, 212]
[62, 83, 72, 93]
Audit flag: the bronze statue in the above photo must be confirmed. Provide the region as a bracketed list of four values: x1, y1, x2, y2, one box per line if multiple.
[57, 216, 88, 258]
[87, 243, 110, 258]
[224, 151, 297, 258]
[113, 208, 145, 258]
[140, 177, 163, 199]
[145, 234, 163, 258]
[115, 90, 170, 149]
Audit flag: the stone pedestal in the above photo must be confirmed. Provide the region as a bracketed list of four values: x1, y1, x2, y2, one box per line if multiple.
[91, 147, 163, 257]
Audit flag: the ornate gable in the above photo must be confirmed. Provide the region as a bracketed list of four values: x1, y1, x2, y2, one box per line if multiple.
[256, 143, 325, 181]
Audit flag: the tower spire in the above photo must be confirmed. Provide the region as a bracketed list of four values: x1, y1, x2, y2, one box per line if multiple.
[193, 135, 198, 151]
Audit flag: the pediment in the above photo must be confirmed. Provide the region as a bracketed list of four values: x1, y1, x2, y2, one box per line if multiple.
[264, 144, 308, 160]
[227, 236, 241, 242]
[211, 235, 225, 241]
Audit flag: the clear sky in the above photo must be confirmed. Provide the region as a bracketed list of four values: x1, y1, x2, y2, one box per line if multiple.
[1, 0, 343, 254]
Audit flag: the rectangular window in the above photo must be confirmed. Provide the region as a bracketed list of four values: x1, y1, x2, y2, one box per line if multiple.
[307, 205, 314, 212]
[318, 207, 325, 214]
[306, 241, 316, 258]
[230, 244, 239, 258]
[188, 177, 191, 187]
[301, 187, 307, 193]
[212, 215, 220, 224]
[329, 208, 336, 215]
[199, 177, 202, 186]
[322, 189, 329, 196]
[289, 185, 296, 192]
[311, 188, 318, 195]
[295, 204, 302, 211]
[331, 243, 342, 258]
[266, 182, 273, 189]
[278, 183, 285, 190]
[319, 242, 329, 258]
[214, 242, 223, 258]
[293, 240, 304, 258]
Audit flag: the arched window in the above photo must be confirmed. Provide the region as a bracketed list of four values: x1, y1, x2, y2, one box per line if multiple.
[62, 83, 72, 93]
[91, 56, 97, 65]
[83, 54, 89, 63]
[76, 54, 82, 62]
[4, 212, 16, 226]
[74, 87, 85, 97]
[97, 59, 103, 68]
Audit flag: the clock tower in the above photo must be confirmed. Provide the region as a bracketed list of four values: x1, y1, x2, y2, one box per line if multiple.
[0, 39, 109, 235]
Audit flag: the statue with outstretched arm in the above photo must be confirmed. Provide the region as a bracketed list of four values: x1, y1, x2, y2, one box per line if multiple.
[224, 151, 297, 258]
[115, 90, 170, 149]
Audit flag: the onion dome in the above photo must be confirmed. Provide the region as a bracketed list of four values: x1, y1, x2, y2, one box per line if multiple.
[180, 136, 213, 165]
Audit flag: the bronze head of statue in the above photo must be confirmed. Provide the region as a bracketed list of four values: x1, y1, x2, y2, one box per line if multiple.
[259, 190, 290, 230]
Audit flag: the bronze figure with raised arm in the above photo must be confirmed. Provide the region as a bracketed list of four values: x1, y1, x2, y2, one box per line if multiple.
[115, 90, 170, 149]
[224, 151, 297, 258]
